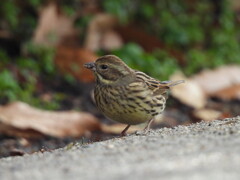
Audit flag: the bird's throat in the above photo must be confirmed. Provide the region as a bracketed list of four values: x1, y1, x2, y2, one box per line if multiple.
[95, 73, 116, 85]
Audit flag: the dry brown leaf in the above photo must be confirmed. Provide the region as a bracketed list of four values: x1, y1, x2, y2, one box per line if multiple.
[55, 46, 97, 82]
[214, 85, 240, 100]
[0, 122, 43, 138]
[170, 72, 207, 109]
[230, 0, 240, 10]
[170, 66, 240, 107]
[193, 109, 222, 122]
[192, 65, 240, 100]
[84, 13, 123, 51]
[33, 3, 77, 46]
[101, 30, 123, 50]
[0, 102, 100, 138]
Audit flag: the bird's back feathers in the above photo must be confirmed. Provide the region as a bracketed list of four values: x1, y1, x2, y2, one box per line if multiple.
[135, 70, 184, 97]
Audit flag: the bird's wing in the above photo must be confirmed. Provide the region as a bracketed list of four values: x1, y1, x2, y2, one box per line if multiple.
[135, 70, 184, 98]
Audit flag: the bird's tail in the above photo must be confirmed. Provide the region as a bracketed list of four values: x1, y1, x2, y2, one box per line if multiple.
[160, 80, 185, 87]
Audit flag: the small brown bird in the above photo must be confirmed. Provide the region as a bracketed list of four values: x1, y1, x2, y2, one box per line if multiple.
[84, 55, 184, 135]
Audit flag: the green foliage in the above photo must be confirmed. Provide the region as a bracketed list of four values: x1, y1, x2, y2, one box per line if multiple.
[103, 0, 240, 75]
[0, 49, 10, 65]
[103, 0, 210, 47]
[152, 50, 180, 79]
[0, 45, 63, 109]
[0, 70, 21, 101]
[0, 1, 38, 41]
[0, 1, 77, 109]
[102, 0, 133, 23]
[22, 42, 56, 75]
[25, 0, 42, 8]
[0, 63, 39, 105]
[184, 49, 209, 76]
[1, 1, 20, 29]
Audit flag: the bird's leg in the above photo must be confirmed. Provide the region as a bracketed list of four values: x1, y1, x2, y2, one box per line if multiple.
[121, 124, 131, 136]
[135, 118, 154, 135]
[143, 118, 154, 132]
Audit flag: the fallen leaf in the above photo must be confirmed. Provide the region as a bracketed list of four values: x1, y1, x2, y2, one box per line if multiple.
[214, 85, 240, 100]
[84, 13, 123, 51]
[0, 122, 43, 138]
[230, 0, 240, 10]
[0, 102, 100, 138]
[171, 66, 240, 106]
[170, 71, 207, 109]
[101, 30, 123, 50]
[192, 65, 240, 100]
[193, 109, 222, 122]
[33, 3, 77, 46]
[55, 46, 97, 82]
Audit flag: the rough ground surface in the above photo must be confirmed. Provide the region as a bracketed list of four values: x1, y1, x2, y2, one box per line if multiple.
[0, 117, 240, 180]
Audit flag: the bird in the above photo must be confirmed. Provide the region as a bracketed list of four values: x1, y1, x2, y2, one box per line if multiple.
[84, 55, 184, 136]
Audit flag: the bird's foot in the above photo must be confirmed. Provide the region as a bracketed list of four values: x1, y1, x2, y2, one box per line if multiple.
[120, 124, 131, 137]
[120, 131, 127, 137]
[135, 129, 149, 136]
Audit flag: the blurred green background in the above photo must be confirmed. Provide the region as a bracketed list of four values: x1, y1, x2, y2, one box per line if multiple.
[0, 0, 240, 109]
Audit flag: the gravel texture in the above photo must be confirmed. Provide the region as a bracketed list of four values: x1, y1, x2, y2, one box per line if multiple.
[1, 116, 240, 180]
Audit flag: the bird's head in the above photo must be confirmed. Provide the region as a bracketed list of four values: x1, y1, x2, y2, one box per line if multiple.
[84, 55, 135, 86]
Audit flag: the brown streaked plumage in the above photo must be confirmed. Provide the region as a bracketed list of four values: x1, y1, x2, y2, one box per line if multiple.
[84, 55, 184, 135]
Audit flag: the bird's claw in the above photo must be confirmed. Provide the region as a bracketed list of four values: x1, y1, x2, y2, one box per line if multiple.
[135, 129, 149, 136]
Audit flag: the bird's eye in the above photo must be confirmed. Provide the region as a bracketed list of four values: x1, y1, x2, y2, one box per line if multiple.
[100, 64, 108, 70]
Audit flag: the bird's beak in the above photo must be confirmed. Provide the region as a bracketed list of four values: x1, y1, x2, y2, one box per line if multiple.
[84, 62, 96, 71]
